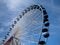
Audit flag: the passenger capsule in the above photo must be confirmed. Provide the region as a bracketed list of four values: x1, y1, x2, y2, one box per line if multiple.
[19, 15, 22, 18]
[16, 18, 19, 21]
[30, 6, 33, 10]
[5, 36, 7, 39]
[22, 12, 24, 16]
[44, 22, 50, 27]
[43, 33, 50, 38]
[27, 8, 30, 11]
[24, 10, 27, 13]
[12, 24, 14, 28]
[2, 40, 5, 42]
[42, 28, 48, 33]
[14, 21, 17, 24]
[43, 10, 47, 15]
[44, 15, 48, 19]
[38, 41, 46, 45]
[9, 28, 12, 31]
[43, 18, 48, 23]
[37, 6, 39, 9]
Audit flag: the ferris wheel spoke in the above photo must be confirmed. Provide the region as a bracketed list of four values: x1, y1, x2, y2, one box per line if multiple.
[14, 36, 38, 44]
[19, 37, 38, 44]
[16, 27, 41, 36]
[19, 8, 40, 27]
[20, 12, 42, 28]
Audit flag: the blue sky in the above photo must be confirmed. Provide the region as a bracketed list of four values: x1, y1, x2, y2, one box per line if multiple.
[0, 0, 60, 45]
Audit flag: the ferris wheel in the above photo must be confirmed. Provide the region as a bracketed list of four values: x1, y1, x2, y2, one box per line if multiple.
[1, 4, 50, 45]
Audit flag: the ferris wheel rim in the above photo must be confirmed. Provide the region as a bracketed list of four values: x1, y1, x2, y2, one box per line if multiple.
[2, 4, 50, 45]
